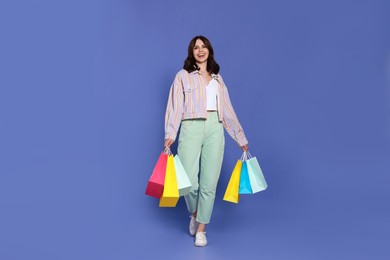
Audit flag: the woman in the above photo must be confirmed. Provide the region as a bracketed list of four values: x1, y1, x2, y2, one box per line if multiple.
[164, 35, 248, 247]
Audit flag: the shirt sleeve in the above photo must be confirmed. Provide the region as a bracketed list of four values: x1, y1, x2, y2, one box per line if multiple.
[164, 72, 184, 142]
[219, 75, 249, 147]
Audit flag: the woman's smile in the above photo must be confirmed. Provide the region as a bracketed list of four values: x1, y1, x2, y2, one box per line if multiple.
[193, 39, 209, 64]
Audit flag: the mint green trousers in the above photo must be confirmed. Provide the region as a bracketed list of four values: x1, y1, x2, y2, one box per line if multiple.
[178, 112, 225, 224]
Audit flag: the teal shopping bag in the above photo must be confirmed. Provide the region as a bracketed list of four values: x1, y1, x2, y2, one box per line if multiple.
[174, 155, 192, 196]
[239, 161, 253, 194]
[246, 154, 268, 193]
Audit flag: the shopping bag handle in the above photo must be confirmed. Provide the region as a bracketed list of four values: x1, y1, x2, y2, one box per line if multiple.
[240, 151, 253, 161]
[246, 151, 253, 159]
[240, 151, 247, 161]
[164, 147, 173, 155]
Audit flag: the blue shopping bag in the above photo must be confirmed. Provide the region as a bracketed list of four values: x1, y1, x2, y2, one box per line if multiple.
[246, 152, 268, 193]
[174, 155, 192, 196]
[239, 154, 253, 194]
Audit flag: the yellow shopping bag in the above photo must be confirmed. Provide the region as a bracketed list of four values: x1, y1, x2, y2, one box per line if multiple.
[223, 160, 242, 203]
[159, 155, 180, 207]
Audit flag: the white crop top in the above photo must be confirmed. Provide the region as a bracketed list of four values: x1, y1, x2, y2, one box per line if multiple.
[206, 79, 218, 111]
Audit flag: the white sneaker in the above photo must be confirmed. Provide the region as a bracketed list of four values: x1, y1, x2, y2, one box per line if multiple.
[189, 215, 199, 236]
[195, 231, 207, 247]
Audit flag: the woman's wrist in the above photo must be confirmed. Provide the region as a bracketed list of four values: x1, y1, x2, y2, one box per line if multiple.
[164, 138, 174, 148]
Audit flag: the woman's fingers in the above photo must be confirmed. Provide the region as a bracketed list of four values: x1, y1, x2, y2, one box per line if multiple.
[164, 139, 174, 148]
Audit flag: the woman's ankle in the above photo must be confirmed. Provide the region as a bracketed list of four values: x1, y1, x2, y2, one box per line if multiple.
[197, 223, 206, 232]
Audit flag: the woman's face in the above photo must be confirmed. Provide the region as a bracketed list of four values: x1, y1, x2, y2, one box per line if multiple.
[193, 39, 209, 65]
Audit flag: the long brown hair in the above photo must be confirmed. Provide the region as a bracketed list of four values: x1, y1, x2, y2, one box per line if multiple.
[183, 35, 220, 74]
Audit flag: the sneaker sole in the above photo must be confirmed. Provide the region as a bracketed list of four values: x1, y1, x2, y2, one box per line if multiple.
[195, 242, 207, 247]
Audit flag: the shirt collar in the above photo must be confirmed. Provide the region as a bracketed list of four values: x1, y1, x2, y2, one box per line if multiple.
[190, 70, 220, 81]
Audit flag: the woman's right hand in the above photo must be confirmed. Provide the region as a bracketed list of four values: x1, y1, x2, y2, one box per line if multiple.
[164, 139, 174, 149]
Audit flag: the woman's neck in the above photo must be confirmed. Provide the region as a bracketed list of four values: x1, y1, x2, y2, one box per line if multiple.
[196, 62, 208, 74]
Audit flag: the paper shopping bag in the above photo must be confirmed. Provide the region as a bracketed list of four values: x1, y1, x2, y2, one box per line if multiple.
[239, 161, 253, 194]
[174, 155, 192, 196]
[159, 155, 180, 207]
[223, 160, 242, 203]
[247, 156, 268, 193]
[145, 152, 168, 198]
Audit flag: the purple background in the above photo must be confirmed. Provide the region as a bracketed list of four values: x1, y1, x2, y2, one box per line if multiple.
[1, 0, 390, 259]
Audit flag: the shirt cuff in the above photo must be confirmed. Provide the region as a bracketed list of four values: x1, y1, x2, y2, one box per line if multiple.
[237, 135, 248, 147]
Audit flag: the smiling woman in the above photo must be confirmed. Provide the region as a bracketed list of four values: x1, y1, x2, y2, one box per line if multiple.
[163, 35, 249, 247]
[183, 36, 220, 79]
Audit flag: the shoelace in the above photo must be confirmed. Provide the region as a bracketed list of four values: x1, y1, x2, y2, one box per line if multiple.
[196, 232, 207, 240]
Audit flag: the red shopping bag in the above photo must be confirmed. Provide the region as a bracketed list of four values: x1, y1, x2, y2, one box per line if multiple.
[145, 152, 168, 198]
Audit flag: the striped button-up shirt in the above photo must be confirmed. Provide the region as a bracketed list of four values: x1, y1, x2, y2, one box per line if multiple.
[165, 69, 248, 147]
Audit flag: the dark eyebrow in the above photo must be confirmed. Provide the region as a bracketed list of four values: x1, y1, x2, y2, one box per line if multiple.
[193, 44, 206, 49]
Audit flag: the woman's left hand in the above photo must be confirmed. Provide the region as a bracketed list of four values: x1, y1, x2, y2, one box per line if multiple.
[241, 144, 248, 151]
